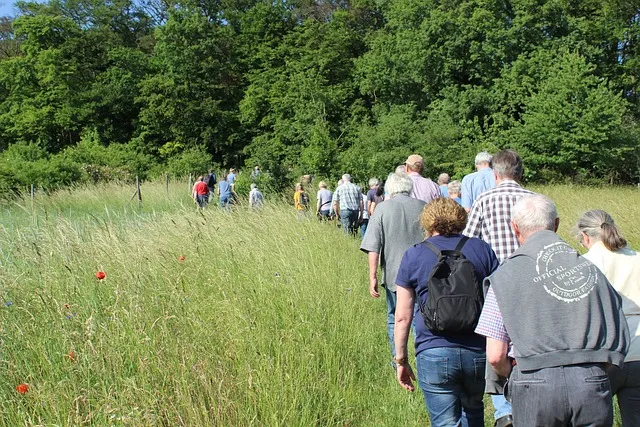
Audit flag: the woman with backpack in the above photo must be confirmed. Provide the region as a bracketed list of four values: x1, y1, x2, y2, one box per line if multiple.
[393, 197, 499, 427]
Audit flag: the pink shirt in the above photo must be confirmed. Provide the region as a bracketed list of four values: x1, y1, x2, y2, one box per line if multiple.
[407, 172, 441, 203]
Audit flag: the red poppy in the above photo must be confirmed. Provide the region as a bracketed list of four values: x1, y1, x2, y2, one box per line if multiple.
[178, 255, 186, 262]
[67, 351, 76, 361]
[64, 304, 70, 309]
[95, 271, 106, 280]
[16, 383, 28, 394]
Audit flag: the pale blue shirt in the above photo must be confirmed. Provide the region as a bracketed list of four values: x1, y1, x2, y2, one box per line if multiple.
[461, 167, 496, 209]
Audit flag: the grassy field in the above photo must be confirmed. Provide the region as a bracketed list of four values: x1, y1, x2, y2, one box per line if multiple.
[0, 181, 637, 426]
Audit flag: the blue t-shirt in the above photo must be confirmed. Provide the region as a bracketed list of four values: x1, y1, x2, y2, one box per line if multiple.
[396, 234, 499, 355]
[227, 173, 236, 184]
[218, 180, 232, 198]
[440, 184, 449, 198]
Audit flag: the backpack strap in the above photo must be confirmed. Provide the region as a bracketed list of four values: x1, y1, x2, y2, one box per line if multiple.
[422, 240, 441, 257]
[454, 235, 469, 252]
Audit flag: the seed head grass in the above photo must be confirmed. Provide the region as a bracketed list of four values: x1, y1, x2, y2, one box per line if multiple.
[0, 180, 637, 426]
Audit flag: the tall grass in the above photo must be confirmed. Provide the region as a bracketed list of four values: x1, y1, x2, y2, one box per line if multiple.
[0, 182, 637, 426]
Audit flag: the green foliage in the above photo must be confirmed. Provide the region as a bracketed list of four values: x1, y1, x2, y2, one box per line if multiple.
[0, 0, 640, 192]
[165, 146, 214, 178]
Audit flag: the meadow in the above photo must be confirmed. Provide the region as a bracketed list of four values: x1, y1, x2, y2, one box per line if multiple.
[0, 181, 638, 426]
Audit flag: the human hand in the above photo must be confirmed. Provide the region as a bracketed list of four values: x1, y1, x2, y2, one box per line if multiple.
[369, 277, 380, 298]
[397, 362, 415, 392]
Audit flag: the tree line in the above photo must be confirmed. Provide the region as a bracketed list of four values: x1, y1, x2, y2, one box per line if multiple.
[0, 0, 639, 195]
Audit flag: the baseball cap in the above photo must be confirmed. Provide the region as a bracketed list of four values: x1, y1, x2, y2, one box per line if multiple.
[405, 154, 424, 167]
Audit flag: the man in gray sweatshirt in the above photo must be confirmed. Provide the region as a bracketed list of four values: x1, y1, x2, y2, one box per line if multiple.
[475, 194, 629, 426]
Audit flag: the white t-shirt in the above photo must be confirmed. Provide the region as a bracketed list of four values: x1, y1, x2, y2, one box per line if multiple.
[584, 241, 640, 361]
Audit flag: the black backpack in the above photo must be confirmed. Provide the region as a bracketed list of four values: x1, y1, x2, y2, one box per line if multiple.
[417, 236, 484, 335]
[206, 173, 217, 187]
[300, 192, 310, 208]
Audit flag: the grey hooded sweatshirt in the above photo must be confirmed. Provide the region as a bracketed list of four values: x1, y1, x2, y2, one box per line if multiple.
[488, 230, 629, 371]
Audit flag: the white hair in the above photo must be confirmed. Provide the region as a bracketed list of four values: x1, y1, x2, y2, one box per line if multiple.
[385, 172, 413, 196]
[437, 173, 450, 185]
[368, 177, 379, 188]
[448, 180, 461, 195]
[511, 194, 558, 237]
[342, 174, 352, 182]
[475, 151, 493, 165]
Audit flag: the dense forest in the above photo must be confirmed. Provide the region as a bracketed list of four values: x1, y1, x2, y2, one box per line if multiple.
[0, 0, 639, 193]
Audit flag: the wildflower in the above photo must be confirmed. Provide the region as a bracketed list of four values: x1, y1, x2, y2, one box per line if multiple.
[67, 351, 76, 361]
[4, 301, 13, 307]
[274, 273, 280, 277]
[178, 255, 186, 262]
[16, 383, 28, 394]
[95, 271, 106, 280]
[64, 304, 70, 309]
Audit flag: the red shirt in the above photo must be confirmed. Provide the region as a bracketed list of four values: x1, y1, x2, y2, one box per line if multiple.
[193, 181, 209, 196]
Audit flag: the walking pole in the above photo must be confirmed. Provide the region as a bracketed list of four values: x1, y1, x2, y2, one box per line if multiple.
[136, 176, 142, 209]
[165, 173, 169, 196]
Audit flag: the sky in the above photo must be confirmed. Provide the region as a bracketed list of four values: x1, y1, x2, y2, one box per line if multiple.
[0, 1, 19, 17]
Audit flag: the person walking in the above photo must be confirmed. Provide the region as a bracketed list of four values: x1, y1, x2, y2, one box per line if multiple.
[404, 155, 441, 203]
[360, 172, 426, 364]
[577, 210, 640, 426]
[461, 152, 496, 212]
[476, 195, 629, 426]
[394, 198, 499, 427]
[192, 175, 210, 209]
[332, 174, 363, 235]
[463, 149, 533, 427]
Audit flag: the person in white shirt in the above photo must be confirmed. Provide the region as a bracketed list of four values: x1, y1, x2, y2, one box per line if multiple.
[577, 209, 640, 427]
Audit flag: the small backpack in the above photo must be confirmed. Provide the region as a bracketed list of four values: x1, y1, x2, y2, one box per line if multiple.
[300, 192, 309, 208]
[417, 236, 484, 335]
[206, 173, 217, 187]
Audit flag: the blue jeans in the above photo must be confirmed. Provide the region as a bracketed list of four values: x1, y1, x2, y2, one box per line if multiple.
[491, 394, 512, 420]
[385, 288, 397, 358]
[416, 347, 486, 427]
[360, 219, 368, 240]
[507, 364, 612, 426]
[339, 209, 359, 235]
[609, 360, 640, 426]
[219, 195, 231, 208]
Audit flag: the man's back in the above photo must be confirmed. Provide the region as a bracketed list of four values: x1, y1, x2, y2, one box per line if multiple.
[407, 173, 440, 203]
[361, 194, 426, 290]
[334, 182, 361, 211]
[461, 167, 496, 210]
[464, 180, 533, 263]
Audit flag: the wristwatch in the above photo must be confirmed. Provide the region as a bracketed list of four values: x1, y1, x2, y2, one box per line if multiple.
[394, 357, 408, 366]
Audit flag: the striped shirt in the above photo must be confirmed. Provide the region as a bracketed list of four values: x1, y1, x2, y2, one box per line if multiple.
[463, 180, 534, 263]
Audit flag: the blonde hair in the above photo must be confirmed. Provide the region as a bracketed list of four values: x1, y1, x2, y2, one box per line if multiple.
[577, 210, 627, 251]
[420, 198, 467, 236]
[318, 181, 327, 189]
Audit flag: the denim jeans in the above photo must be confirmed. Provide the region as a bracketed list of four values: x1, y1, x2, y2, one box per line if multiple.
[385, 288, 397, 358]
[416, 347, 486, 427]
[360, 219, 368, 240]
[219, 195, 231, 209]
[491, 394, 512, 420]
[507, 364, 612, 426]
[609, 360, 640, 426]
[339, 209, 359, 235]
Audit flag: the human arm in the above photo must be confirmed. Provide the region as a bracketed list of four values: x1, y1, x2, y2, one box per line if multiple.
[358, 192, 364, 221]
[394, 285, 416, 391]
[463, 201, 483, 239]
[487, 338, 512, 378]
[367, 252, 380, 298]
[475, 286, 513, 376]
[316, 191, 321, 214]
[461, 176, 472, 211]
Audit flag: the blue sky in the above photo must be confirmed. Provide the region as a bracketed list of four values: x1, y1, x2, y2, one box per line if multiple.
[0, 0, 19, 17]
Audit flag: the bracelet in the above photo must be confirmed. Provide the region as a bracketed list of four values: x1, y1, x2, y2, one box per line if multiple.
[394, 357, 408, 366]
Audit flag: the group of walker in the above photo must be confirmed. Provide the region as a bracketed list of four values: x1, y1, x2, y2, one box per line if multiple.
[191, 166, 264, 210]
[358, 151, 638, 427]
